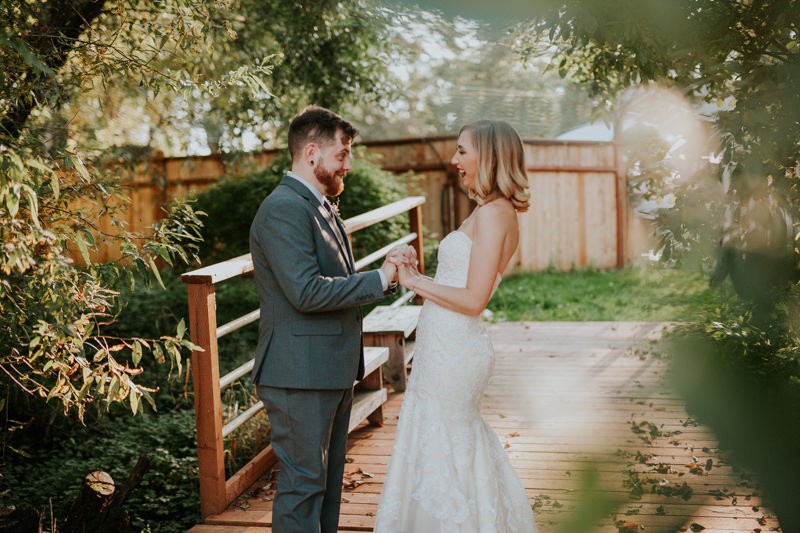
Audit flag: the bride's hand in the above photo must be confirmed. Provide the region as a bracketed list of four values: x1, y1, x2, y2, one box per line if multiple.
[386, 245, 415, 267]
[397, 264, 420, 289]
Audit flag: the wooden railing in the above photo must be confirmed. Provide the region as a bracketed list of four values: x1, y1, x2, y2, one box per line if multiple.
[181, 196, 426, 518]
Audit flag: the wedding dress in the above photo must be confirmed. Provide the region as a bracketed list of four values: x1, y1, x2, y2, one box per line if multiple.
[374, 231, 537, 533]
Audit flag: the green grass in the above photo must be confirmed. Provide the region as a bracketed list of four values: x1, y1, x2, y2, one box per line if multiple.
[488, 267, 717, 322]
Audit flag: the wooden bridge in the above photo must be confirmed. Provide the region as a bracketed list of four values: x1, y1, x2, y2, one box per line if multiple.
[189, 321, 781, 533]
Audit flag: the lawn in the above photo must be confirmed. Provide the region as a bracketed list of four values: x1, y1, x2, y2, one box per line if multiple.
[488, 266, 716, 322]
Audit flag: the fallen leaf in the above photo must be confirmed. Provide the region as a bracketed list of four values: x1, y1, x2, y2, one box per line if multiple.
[616, 521, 640, 533]
[689, 523, 705, 532]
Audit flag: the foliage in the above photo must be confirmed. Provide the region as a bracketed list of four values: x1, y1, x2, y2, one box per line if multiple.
[191, 159, 286, 264]
[512, 0, 800, 279]
[191, 150, 410, 264]
[1, 0, 244, 424]
[669, 287, 800, 531]
[488, 267, 717, 323]
[39, 0, 398, 156]
[0, 159, 204, 422]
[347, 7, 595, 140]
[1, 409, 200, 533]
[614, 87, 725, 270]
[1, 0, 401, 424]
[509, 5, 800, 528]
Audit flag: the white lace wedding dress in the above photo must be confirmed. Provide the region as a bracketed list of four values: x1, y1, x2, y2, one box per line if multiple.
[374, 231, 537, 533]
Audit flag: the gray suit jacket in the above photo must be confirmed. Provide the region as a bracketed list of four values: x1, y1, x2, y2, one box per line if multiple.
[249, 175, 387, 389]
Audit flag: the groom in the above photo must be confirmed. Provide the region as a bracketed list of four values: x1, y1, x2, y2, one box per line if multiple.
[249, 105, 412, 533]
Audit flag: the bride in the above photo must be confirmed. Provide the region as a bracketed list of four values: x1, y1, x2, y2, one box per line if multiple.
[375, 120, 537, 532]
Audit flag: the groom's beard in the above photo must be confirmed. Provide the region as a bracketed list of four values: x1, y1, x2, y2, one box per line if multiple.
[315, 160, 345, 197]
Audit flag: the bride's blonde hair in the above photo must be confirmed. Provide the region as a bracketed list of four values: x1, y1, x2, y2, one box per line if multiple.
[460, 120, 530, 212]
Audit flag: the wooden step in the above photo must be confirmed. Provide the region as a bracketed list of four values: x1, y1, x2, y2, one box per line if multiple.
[363, 305, 421, 392]
[349, 388, 387, 433]
[361, 346, 389, 377]
[363, 305, 421, 337]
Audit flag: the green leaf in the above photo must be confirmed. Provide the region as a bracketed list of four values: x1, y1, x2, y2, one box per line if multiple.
[141, 391, 157, 412]
[75, 234, 91, 265]
[72, 155, 90, 182]
[22, 184, 39, 226]
[93, 348, 106, 362]
[129, 390, 140, 415]
[107, 376, 120, 403]
[5, 189, 19, 218]
[132, 341, 142, 366]
[176, 318, 186, 339]
[148, 257, 165, 289]
[80, 228, 96, 248]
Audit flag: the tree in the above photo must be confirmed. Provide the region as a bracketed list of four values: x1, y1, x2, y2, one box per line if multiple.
[508, 2, 800, 529]
[512, 1, 800, 275]
[0, 0, 227, 422]
[347, 7, 595, 140]
[51, 0, 398, 156]
[0, 0, 397, 424]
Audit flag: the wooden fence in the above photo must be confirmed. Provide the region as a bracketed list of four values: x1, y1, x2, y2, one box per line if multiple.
[76, 136, 625, 270]
[364, 136, 623, 271]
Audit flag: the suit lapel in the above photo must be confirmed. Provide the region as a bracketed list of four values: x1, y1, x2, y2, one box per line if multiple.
[332, 213, 356, 271]
[319, 203, 354, 274]
[281, 176, 354, 273]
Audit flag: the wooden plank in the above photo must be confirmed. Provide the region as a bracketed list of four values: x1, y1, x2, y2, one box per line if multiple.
[349, 389, 388, 433]
[186, 282, 227, 517]
[361, 346, 389, 376]
[362, 305, 421, 336]
[225, 445, 278, 510]
[343, 196, 425, 233]
[408, 204, 425, 275]
[182, 253, 254, 285]
[191, 322, 782, 532]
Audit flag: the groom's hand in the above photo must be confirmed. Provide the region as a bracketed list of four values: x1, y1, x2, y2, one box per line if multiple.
[381, 245, 415, 286]
[380, 258, 399, 284]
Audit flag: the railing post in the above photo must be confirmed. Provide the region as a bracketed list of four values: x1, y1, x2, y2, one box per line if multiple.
[185, 279, 226, 517]
[409, 203, 425, 276]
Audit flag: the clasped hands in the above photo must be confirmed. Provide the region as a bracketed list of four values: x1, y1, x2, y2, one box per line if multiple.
[381, 245, 422, 290]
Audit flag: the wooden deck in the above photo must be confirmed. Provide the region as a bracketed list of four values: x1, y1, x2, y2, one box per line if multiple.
[189, 322, 782, 533]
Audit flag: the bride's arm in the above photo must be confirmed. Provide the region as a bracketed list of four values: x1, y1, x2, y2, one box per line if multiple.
[402, 205, 510, 316]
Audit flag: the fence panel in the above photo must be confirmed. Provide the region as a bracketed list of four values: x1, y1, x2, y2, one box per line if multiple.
[72, 136, 623, 270]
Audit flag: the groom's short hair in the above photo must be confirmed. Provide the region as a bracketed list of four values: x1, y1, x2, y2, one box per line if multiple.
[288, 105, 358, 160]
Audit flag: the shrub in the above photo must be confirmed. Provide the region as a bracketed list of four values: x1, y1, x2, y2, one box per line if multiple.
[1, 409, 200, 533]
[669, 283, 800, 531]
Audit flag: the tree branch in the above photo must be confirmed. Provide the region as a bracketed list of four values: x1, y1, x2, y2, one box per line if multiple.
[1, 0, 108, 140]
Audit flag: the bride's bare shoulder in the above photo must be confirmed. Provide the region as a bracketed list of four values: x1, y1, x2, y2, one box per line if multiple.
[475, 198, 517, 227]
